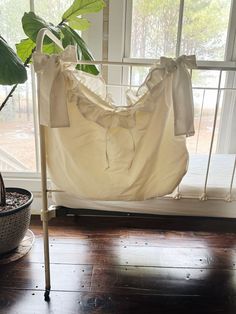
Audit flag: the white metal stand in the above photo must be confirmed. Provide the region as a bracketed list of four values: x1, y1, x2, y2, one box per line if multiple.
[35, 28, 236, 301]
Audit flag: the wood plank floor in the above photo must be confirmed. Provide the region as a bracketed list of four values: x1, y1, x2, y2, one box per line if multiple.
[1, 215, 236, 314]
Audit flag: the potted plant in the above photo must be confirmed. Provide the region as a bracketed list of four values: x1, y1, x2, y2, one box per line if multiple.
[0, 36, 33, 255]
[0, 0, 105, 255]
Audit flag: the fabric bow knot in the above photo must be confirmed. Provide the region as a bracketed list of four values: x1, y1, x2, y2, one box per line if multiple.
[160, 55, 197, 73]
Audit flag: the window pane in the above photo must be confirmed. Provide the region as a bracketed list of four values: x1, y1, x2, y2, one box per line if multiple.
[130, 0, 180, 58]
[0, 1, 36, 172]
[130, 0, 231, 60]
[0, 72, 36, 172]
[0, 0, 29, 45]
[35, 0, 73, 25]
[187, 70, 226, 154]
[126, 67, 225, 156]
[187, 88, 221, 154]
[181, 0, 231, 60]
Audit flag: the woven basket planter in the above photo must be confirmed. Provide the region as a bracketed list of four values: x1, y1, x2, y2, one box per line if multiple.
[0, 188, 33, 255]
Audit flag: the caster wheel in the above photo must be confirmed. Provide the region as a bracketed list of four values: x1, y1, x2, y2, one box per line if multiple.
[44, 289, 50, 302]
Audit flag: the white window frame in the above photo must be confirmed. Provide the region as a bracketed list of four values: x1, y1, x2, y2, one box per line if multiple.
[2, 0, 236, 211]
[104, 0, 236, 154]
[217, 0, 236, 153]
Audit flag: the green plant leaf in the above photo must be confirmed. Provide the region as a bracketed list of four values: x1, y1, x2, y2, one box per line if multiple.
[62, 0, 105, 21]
[60, 25, 99, 75]
[16, 38, 35, 63]
[43, 43, 63, 55]
[60, 26, 77, 47]
[16, 38, 62, 65]
[68, 17, 91, 30]
[0, 37, 27, 85]
[22, 12, 60, 44]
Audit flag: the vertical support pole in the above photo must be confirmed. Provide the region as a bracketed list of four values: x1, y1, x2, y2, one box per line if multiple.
[35, 28, 64, 301]
[174, 44, 189, 201]
[195, 89, 205, 153]
[36, 70, 51, 300]
[129, 65, 133, 87]
[200, 71, 222, 200]
[31, 0, 51, 300]
[39, 125, 51, 301]
[174, 185, 181, 200]
[226, 155, 236, 201]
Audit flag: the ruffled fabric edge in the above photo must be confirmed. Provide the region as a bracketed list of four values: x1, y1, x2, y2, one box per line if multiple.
[33, 45, 196, 136]
[64, 51, 196, 133]
[137, 55, 196, 96]
[66, 67, 159, 130]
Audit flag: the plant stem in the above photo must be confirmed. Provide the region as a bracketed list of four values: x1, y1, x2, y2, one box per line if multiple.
[0, 172, 6, 206]
[0, 10, 69, 111]
[23, 47, 35, 67]
[58, 20, 66, 26]
[0, 47, 36, 112]
[0, 84, 18, 112]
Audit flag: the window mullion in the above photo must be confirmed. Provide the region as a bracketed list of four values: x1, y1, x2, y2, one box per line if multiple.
[224, 0, 236, 61]
[29, 0, 41, 173]
[31, 66, 40, 173]
[123, 0, 133, 59]
[216, 0, 236, 153]
[176, 0, 184, 57]
[30, 0, 34, 11]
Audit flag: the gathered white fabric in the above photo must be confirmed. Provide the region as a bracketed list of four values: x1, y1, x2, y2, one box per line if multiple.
[33, 46, 196, 201]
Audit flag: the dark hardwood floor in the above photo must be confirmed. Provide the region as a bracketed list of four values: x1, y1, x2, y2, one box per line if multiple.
[1, 214, 236, 313]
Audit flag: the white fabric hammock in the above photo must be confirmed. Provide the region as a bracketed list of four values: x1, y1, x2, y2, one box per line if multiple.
[33, 47, 196, 201]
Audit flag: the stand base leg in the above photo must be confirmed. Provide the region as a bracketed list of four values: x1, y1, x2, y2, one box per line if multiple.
[44, 288, 50, 302]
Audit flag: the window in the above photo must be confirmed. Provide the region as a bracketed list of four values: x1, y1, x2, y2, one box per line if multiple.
[0, 1, 35, 172]
[107, 0, 236, 196]
[1, 0, 236, 201]
[0, 0, 73, 175]
[130, 0, 231, 60]
[119, 0, 235, 156]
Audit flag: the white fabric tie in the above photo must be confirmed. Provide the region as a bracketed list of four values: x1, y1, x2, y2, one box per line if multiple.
[33, 46, 78, 128]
